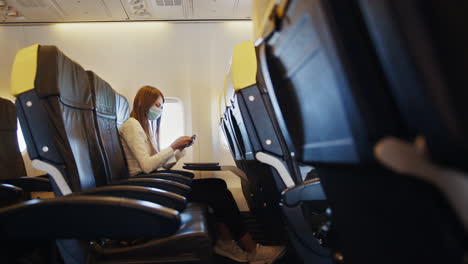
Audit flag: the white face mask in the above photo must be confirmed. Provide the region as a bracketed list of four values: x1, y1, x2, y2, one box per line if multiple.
[148, 106, 162, 121]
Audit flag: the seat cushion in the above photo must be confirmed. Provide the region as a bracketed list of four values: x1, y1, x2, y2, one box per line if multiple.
[92, 203, 212, 263]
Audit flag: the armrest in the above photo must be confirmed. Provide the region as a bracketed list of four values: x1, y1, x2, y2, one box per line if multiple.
[183, 163, 249, 182]
[36, 174, 50, 180]
[281, 179, 327, 207]
[157, 169, 194, 179]
[0, 184, 24, 206]
[2, 176, 51, 192]
[133, 173, 192, 185]
[0, 196, 180, 240]
[183, 163, 222, 171]
[75, 185, 186, 211]
[114, 178, 191, 197]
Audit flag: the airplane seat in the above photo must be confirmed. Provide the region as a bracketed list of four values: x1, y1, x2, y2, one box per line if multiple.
[0, 97, 27, 179]
[259, 0, 466, 263]
[358, 0, 468, 169]
[228, 40, 331, 263]
[222, 89, 288, 244]
[6, 44, 212, 263]
[87, 71, 193, 188]
[0, 96, 52, 196]
[0, 184, 24, 208]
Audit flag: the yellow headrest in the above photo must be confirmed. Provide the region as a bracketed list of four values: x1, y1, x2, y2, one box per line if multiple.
[231, 40, 257, 91]
[252, 0, 276, 40]
[11, 44, 39, 97]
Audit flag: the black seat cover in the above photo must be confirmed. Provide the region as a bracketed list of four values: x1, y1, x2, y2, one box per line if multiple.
[0, 97, 26, 180]
[15, 45, 211, 263]
[88, 71, 129, 184]
[260, 1, 466, 263]
[358, 0, 468, 170]
[16, 45, 103, 193]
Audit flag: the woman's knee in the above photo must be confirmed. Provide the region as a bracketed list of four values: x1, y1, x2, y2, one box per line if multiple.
[193, 178, 227, 189]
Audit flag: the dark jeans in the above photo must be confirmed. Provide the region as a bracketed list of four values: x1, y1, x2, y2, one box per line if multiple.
[188, 178, 247, 240]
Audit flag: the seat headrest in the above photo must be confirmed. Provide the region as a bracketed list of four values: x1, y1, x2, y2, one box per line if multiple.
[0, 98, 17, 130]
[231, 41, 257, 91]
[87, 71, 116, 117]
[115, 92, 130, 128]
[11, 45, 93, 109]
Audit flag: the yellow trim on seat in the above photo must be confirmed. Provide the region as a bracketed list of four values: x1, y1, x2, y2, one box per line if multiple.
[253, 0, 276, 40]
[10, 44, 39, 96]
[231, 41, 257, 91]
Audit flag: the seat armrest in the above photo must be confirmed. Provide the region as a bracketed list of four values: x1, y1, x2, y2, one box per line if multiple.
[0, 196, 180, 240]
[183, 163, 222, 171]
[75, 185, 186, 211]
[281, 179, 327, 207]
[157, 169, 194, 178]
[2, 176, 51, 192]
[182, 163, 249, 182]
[133, 173, 192, 185]
[36, 174, 50, 180]
[0, 184, 24, 206]
[115, 178, 191, 197]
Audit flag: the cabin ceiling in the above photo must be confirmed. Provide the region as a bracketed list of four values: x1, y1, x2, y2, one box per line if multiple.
[0, 0, 252, 23]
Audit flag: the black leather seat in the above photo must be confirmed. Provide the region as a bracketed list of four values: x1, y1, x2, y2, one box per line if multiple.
[0, 97, 26, 179]
[258, 0, 466, 263]
[87, 71, 192, 187]
[0, 97, 51, 195]
[0, 183, 24, 208]
[220, 79, 289, 244]
[2, 44, 212, 264]
[224, 39, 331, 263]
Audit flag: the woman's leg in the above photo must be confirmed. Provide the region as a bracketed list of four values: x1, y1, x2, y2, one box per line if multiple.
[189, 178, 285, 263]
[189, 178, 247, 241]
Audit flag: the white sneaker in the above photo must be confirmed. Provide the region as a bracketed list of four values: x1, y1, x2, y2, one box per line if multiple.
[247, 244, 286, 264]
[214, 240, 248, 262]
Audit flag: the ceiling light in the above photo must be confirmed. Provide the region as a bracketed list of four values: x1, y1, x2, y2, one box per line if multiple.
[133, 9, 147, 15]
[129, 0, 142, 4]
[6, 10, 19, 17]
[132, 4, 144, 10]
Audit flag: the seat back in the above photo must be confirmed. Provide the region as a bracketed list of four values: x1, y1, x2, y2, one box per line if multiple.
[230, 41, 301, 192]
[260, 0, 465, 263]
[0, 97, 26, 179]
[358, 0, 468, 170]
[264, 0, 404, 166]
[12, 45, 106, 196]
[87, 71, 130, 184]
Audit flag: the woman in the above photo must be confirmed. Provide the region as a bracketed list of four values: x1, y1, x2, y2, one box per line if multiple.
[119, 86, 285, 263]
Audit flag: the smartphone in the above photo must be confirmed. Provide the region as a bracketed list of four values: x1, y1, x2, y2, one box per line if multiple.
[187, 134, 196, 147]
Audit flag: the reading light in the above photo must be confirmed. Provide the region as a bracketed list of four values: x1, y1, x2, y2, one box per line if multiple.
[7, 10, 18, 17]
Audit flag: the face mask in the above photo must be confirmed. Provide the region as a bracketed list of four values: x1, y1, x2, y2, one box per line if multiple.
[148, 106, 162, 121]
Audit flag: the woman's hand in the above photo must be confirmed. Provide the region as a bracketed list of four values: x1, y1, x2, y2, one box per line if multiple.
[170, 136, 194, 150]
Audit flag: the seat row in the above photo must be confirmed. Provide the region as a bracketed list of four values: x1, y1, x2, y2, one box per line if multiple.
[216, 0, 468, 263]
[1, 45, 213, 264]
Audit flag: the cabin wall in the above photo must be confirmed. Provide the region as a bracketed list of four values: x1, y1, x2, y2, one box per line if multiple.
[0, 22, 252, 210]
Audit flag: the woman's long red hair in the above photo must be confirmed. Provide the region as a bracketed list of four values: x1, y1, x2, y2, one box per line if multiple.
[130, 86, 165, 152]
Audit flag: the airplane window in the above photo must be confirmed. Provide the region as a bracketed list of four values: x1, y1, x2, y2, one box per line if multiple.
[17, 119, 27, 152]
[159, 98, 185, 149]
